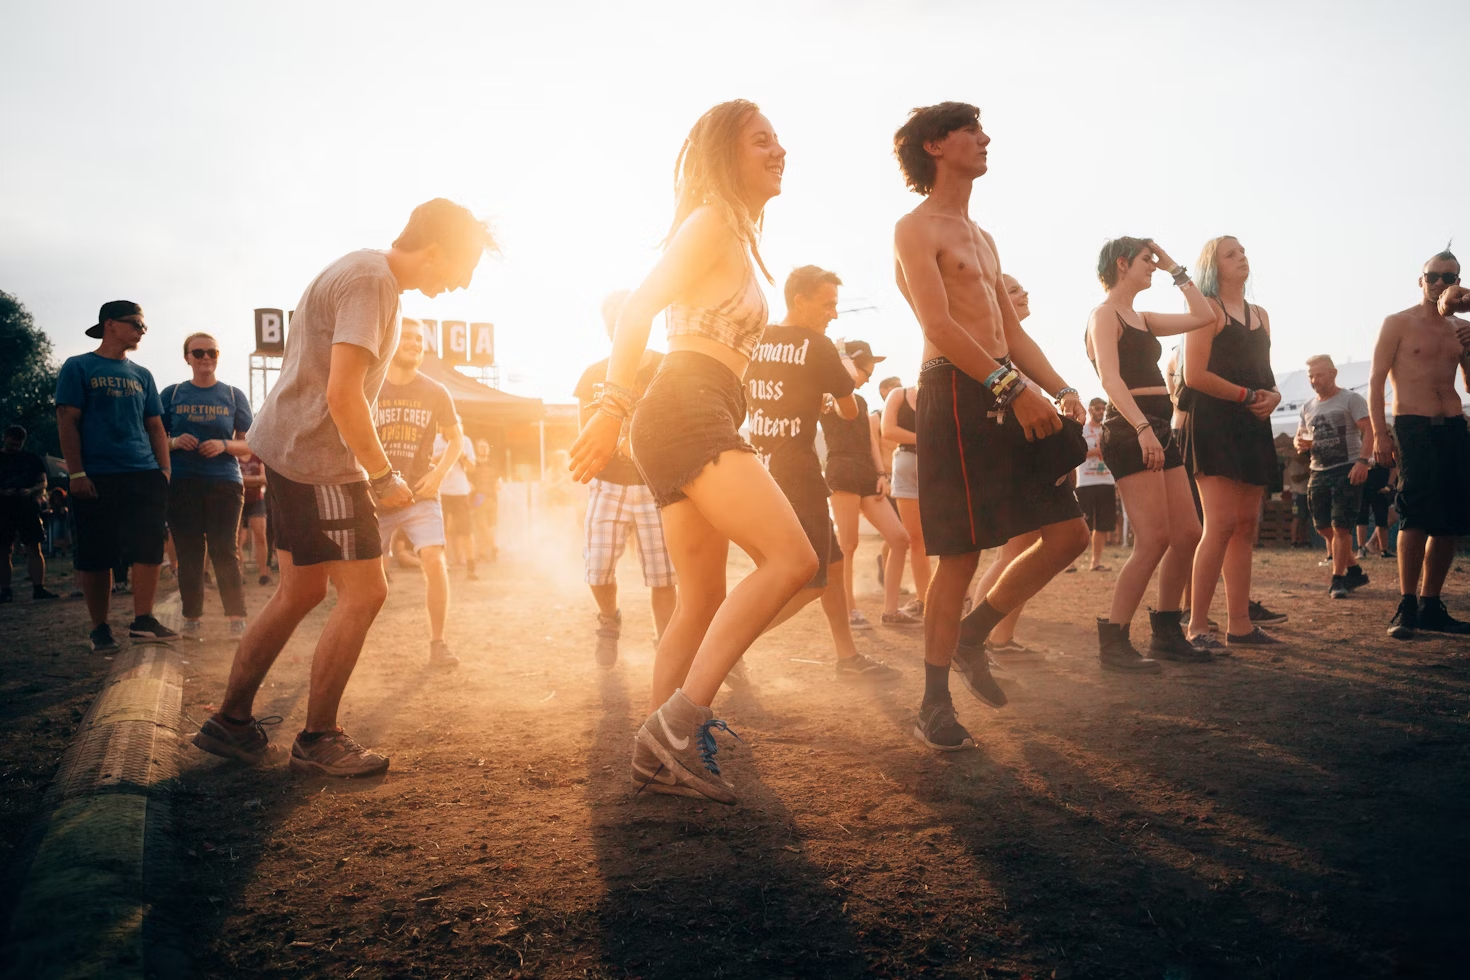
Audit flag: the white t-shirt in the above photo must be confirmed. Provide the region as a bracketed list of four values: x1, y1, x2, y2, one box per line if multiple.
[1076, 420, 1115, 487]
[434, 431, 475, 496]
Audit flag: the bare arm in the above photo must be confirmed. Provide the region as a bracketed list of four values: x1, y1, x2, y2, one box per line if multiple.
[1139, 281, 1216, 336]
[1182, 314, 1243, 402]
[568, 206, 726, 482]
[145, 416, 171, 477]
[833, 392, 858, 421]
[415, 422, 464, 497]
[893, 216, 1004, 382]
[325, 342, 392, 477]
[1368, 315, 1400, 465]
[57, 406, 84, 478]
[882, 387, 915, 446]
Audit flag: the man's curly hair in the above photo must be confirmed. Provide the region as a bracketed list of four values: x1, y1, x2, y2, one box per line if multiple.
[893, 102, 980, 196]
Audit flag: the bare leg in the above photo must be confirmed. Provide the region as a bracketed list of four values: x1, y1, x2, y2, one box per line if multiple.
[1422, 535, 1458, 597]
[131, 563, 161, 618]
[1091, 529, 1106, 569]
[969, 532, 1039, 644]
[1189, 476, 1236, 638]
[80, 569, 112, 627]
[589, 582, 618, 618]
[896, 497, 930, 603]
[1108, 471, 1171, 624]
[1325, 527, 1353, 577]
[419, 545, 449, 642]
[984, 519, 1090, 615]
[221, 549, 329, 721]
[924, 552, 981, 668]
[303, 558, 390, 731]
[653, 451, 817, 709]
[829, 492, 863, 613]
[25, 543, 46, 589]
[1155, 468, 1201, 612]
[1397, 529, 1428, 597]
[650, 584, 676, 640]
[1220, 484, 1263, 636]
[818, 559, 859, 660]
[860, 495, 910, 615]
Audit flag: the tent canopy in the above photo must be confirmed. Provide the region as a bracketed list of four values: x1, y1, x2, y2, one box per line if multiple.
[417, 353, 544, 427]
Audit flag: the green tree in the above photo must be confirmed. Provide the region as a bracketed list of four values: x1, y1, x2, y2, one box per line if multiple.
[0, 290, 61, 456]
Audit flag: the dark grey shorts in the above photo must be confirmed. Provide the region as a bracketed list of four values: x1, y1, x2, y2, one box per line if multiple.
[629, 351, 755, 508]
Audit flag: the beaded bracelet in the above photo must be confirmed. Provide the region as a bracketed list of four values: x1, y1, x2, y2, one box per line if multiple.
[1171, 265, 1191, 286]
[593, 381, 638, 419]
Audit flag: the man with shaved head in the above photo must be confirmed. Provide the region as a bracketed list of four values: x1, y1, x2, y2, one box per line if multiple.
[1369, 249, 1470, 638]
[574, 291, 676, 667]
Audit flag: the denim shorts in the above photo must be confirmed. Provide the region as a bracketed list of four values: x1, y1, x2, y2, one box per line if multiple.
[629, 350, 755, 508]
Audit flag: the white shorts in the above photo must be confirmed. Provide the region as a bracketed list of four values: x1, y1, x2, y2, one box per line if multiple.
[377, 497, 446, 554]
[891, 449, 919, 500]
[584, 478, 675, 588]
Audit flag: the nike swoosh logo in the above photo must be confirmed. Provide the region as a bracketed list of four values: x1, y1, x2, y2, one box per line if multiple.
[657, 710, 690, 751]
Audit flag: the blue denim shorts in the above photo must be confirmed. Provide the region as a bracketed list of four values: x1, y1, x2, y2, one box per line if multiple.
[629, 350, 755, 508]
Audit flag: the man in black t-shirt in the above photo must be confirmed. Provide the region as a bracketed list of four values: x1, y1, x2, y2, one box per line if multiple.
[373, 321, 463, 669]
[0, 425, 60, 602]
[574, 291, 677, 667]
[746, 266, 898, 683]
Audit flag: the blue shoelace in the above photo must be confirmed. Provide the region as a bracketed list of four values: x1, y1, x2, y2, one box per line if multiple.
[697, 719, 741, 775]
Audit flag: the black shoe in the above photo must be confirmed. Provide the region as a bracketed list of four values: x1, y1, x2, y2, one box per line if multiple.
[835, 653, 901, 683]
[951, 645, 1008, 708]
[1387, 596, 1417, 640]
[258, 574, 272, 587]
[1248, 600, 1288, 624]
[1343, 566, 1369, 592]
[1227, 626, 1284, 648]
[128, 615, 180, 640]
[32, 586, 60, 600]
[1381, 551, 1395, 559]
[987, 638, 1044, 660]
[1098, 618, 1162, 673]
[1417, 597, 1470, 635]
[1148, 609, 1212, 662]
[90, 623, 120, 652]
[913, 699, 975, 752]
[1329, 577, 1349, 600]
[0, 588, 11, 604]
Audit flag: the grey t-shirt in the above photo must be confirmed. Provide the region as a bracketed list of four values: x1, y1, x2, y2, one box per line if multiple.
[1297, 388, 1370, 472]
[248, 250, 401, 485]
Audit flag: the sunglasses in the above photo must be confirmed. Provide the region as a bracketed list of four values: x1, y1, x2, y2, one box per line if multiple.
[113, 318, 147, 333]
[188, 348, 219, 359]
[1424, 272, 1460, 285]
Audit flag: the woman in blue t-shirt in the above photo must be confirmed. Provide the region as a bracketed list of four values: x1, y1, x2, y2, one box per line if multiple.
[162, 332, 254, 638]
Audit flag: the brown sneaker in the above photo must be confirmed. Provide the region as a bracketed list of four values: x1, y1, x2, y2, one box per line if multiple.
[881, 609, 922, 626]
[428, 640, 460, 669]
[288, 728, 389, 778]
[192, 713, 281, 765]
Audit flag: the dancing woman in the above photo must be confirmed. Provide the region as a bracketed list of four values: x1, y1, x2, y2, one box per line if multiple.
[568, 100, 816, 805]
[1182, 236, 1283, 648]
[1085, 239, 1216, 669]
[881, 382, 929, 613]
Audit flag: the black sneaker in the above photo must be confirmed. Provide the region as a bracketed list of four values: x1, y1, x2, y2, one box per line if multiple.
[1417, 597, 1470, 635]
[128, 615, 180, 640]
[951, 646, 1008, 708]
[1387, 596, 1417, 640]
[1248, 600, 1288, 625]
[32, 586, 60, 600]
[913, 699, 975, 752]
[1329, 577, 1349, 600]
[1227, 626, 1284, 648]
[835, 653, 901, 683]
[1343, 567, 1370, 592]
[90, 623, 120, 652]
[1381, 551, 1395, 559]
[987, 638, 1044, 660]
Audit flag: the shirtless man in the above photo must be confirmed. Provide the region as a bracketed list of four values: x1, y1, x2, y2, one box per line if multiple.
[1370, 248, 1470, 638]
[892, 102, 1089, 751]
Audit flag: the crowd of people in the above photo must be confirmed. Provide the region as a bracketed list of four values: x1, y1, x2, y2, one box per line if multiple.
[5, 100, 1467, 805]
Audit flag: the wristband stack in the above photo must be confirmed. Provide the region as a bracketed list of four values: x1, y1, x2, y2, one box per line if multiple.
[593, 381, 638, 422]
[984, 364, 1026, 412]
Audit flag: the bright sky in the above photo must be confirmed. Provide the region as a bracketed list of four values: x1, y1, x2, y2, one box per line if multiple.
[4, 1, 1467, 408]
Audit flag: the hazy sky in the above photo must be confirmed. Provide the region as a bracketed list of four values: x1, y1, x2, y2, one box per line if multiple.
[4, 1, 1467, 407]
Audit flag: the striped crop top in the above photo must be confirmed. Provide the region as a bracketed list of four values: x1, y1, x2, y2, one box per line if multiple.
[666, 250, 769, 360]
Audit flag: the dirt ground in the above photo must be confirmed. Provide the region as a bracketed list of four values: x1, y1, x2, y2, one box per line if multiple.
[4, 510, 1469, 979]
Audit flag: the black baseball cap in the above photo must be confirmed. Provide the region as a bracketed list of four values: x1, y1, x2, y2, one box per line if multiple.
[843, 340, 886, 372]
[87, 300, 144, 339]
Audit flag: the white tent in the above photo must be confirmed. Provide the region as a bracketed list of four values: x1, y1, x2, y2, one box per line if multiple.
[1268, 359, 1470, 436]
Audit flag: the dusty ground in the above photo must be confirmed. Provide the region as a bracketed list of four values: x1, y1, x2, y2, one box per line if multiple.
[4, 512, 1469, 979]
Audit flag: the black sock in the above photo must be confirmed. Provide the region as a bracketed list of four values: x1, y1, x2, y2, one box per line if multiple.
[1348, 564, 1362, 575]
[923, 662, 951, 705]
[958, 598, 1006, 647]
[220, 712, 253, 726]
[297, 729, 327, 743]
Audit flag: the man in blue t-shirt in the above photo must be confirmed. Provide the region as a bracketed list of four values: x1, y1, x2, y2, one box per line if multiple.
[55, 300, 179, 650]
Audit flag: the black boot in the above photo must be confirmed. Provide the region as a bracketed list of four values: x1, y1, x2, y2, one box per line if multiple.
[1149, 609, 1212, 663]
[1097, 618, 1162, 673]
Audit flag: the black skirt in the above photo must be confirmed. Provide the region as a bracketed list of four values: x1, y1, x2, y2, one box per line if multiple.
[1184, 396, 1277, 487]
[825, 453, 879, 496]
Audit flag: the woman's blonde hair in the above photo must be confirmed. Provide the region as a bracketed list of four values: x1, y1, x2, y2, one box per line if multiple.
[668, 99, 773, 283]
[1195, 236, 1243, 299]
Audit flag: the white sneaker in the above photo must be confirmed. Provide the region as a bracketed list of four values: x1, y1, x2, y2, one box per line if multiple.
[228, 619, 247, 638]
[848, 609, 874, 631]
[182, 618, 204, 640]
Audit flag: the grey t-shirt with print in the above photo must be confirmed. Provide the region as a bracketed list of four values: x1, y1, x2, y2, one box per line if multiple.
[248, 250, 401, 485]
[1297, 388, 1370, 472]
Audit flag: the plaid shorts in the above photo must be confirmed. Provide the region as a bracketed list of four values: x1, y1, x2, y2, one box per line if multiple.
[584, 478, 675, 588]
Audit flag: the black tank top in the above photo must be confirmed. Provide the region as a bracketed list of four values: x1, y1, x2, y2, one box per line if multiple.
[821, 393, 871, 458]
[895, 388, 917, 453]
[1206, 302, 1275, 389]
[1087, 314, 1165, 389]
